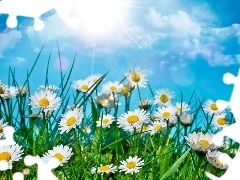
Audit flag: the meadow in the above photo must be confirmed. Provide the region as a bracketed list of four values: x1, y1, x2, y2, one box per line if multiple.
[0, 44, 237, 180]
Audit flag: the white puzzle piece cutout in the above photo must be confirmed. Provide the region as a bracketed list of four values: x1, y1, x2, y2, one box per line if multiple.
[0, 0, 79, 31]
[24, 155, 60, 180]
[0, 126, 15, 146]
[206, 69, 240, 179]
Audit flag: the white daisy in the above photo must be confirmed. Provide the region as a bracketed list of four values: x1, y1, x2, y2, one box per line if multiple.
[179, 113, 193, 126]
[18, 86, 28, 96]
[185, 132, 221, 153]
[29, 90, 61, 113]
[148, 121, 167, 136]
[0, 144, 23, 170]
[41, 145, 73, 166]
[91, 164, 118, 174]
[86, 73, 103, 84]
[0, 118, 9, 133]
[176, 102, 190, 115]
[125, 67, 148, 89]
[212, 113, 228, 130]
[82, 125, 91, 134]
[203, 99, 224, 116]
[117, 109, 150, 132]
[206, 150, 228, 169]
[96, 114, 115, 128]
[102, 81, 123, 94]
[38, 85, 59, 92]
[95, 92, 118, 108]
[58, 107, 84, 134]
[119, 156, 144, 174]
[153, 105, 178, 121]
[71, 79, 93, 93]
[0, 86, 19, 99]
[118, 83, 133, 97]
[153, 88, 174, 106]
[138, 98, 152, 110]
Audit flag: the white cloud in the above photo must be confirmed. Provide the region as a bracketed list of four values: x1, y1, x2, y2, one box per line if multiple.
[0, 30, 22, 59]
[16, 57, 26, 62]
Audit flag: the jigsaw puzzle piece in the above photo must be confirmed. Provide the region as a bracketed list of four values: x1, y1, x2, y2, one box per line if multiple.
[24, 155, 60, 180]
[0, 126, 16, 146]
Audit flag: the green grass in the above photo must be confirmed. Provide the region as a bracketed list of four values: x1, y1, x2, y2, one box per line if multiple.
[0, 44, 235, 180]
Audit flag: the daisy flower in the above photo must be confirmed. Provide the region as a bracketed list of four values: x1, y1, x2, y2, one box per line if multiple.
[38, 85, 59, 92]
[96, 114, 115, 128]
[0, 86, 19, 99]
[203, 99, 224, 116]
[72, 79, 93, 93]
[118, 83, 133, 97]
[117, 109, 150, 132]
[91, 164, 118, 174]
[185, 132, 221, 154]
[58, 107, 84, 134]
[212, 113, 228, 130]
[119, 156, 144, 174]
[154, 105, 177, 121]
[29, 90, 61, 113]
[176, 102, 190, 115]
[86, 73, 103, 84]
[95, 92, 118, 108]
[0, 144, 23, 170]
[138, 98, 152, 110]
[154, 88, 174, 106]
[179, 113, 193, 127]
[18, 86, 28, 96]
[102, 81, 123, 94]
[148, 121, 167, 136]
[41, 145, 73, 166]
[206, 150, 228, 169]
[0, 118, 9, 133]
[125, 67, 148, 89]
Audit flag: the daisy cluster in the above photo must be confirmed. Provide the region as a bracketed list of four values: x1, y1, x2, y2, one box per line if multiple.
[0, 66, 235, 179]
[184, 99, 233, 169]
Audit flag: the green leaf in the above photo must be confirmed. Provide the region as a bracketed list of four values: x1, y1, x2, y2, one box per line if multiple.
[160, 148, 191, 180]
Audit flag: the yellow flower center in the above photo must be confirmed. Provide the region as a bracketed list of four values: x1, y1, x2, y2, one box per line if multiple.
[131, 73, 140, 82]
[66, 116, 77, 126]
[52, 153, 64, 162]
[39, 98, 49, 107]
[217, 118, 226, 125]
[102, 118, 109, 125]
[110, 86, 117, 91]
[160, 94, 168, 103]
[98, 165, 110, 172]
[0, 152, 11, 162]
[177, 107, 181, 112]
[198, 139, 210, 148]
[126, 161, 136, 169]
[0, 86, 3, 94]
[210, 103, 218, 110]
[0, 126, 3, 133]
[154, 125, 162, 131]
[162, 112, 170, 118]
[120, 86, 130, 96]
[216, 159, 223, 166]
[81, 85, 89, 91]
[127, 115, 139, 123]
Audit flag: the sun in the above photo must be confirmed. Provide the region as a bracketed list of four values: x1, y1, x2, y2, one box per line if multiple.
[74, 0, 126, 35]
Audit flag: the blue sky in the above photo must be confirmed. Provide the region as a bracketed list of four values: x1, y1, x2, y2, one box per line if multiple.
[0, 0, 239, 104]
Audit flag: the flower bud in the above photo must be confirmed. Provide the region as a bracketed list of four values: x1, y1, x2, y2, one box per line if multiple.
[180, 113, 193, 126]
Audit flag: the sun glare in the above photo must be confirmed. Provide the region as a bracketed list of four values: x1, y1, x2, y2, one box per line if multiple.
[75, 0, 125, 35]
